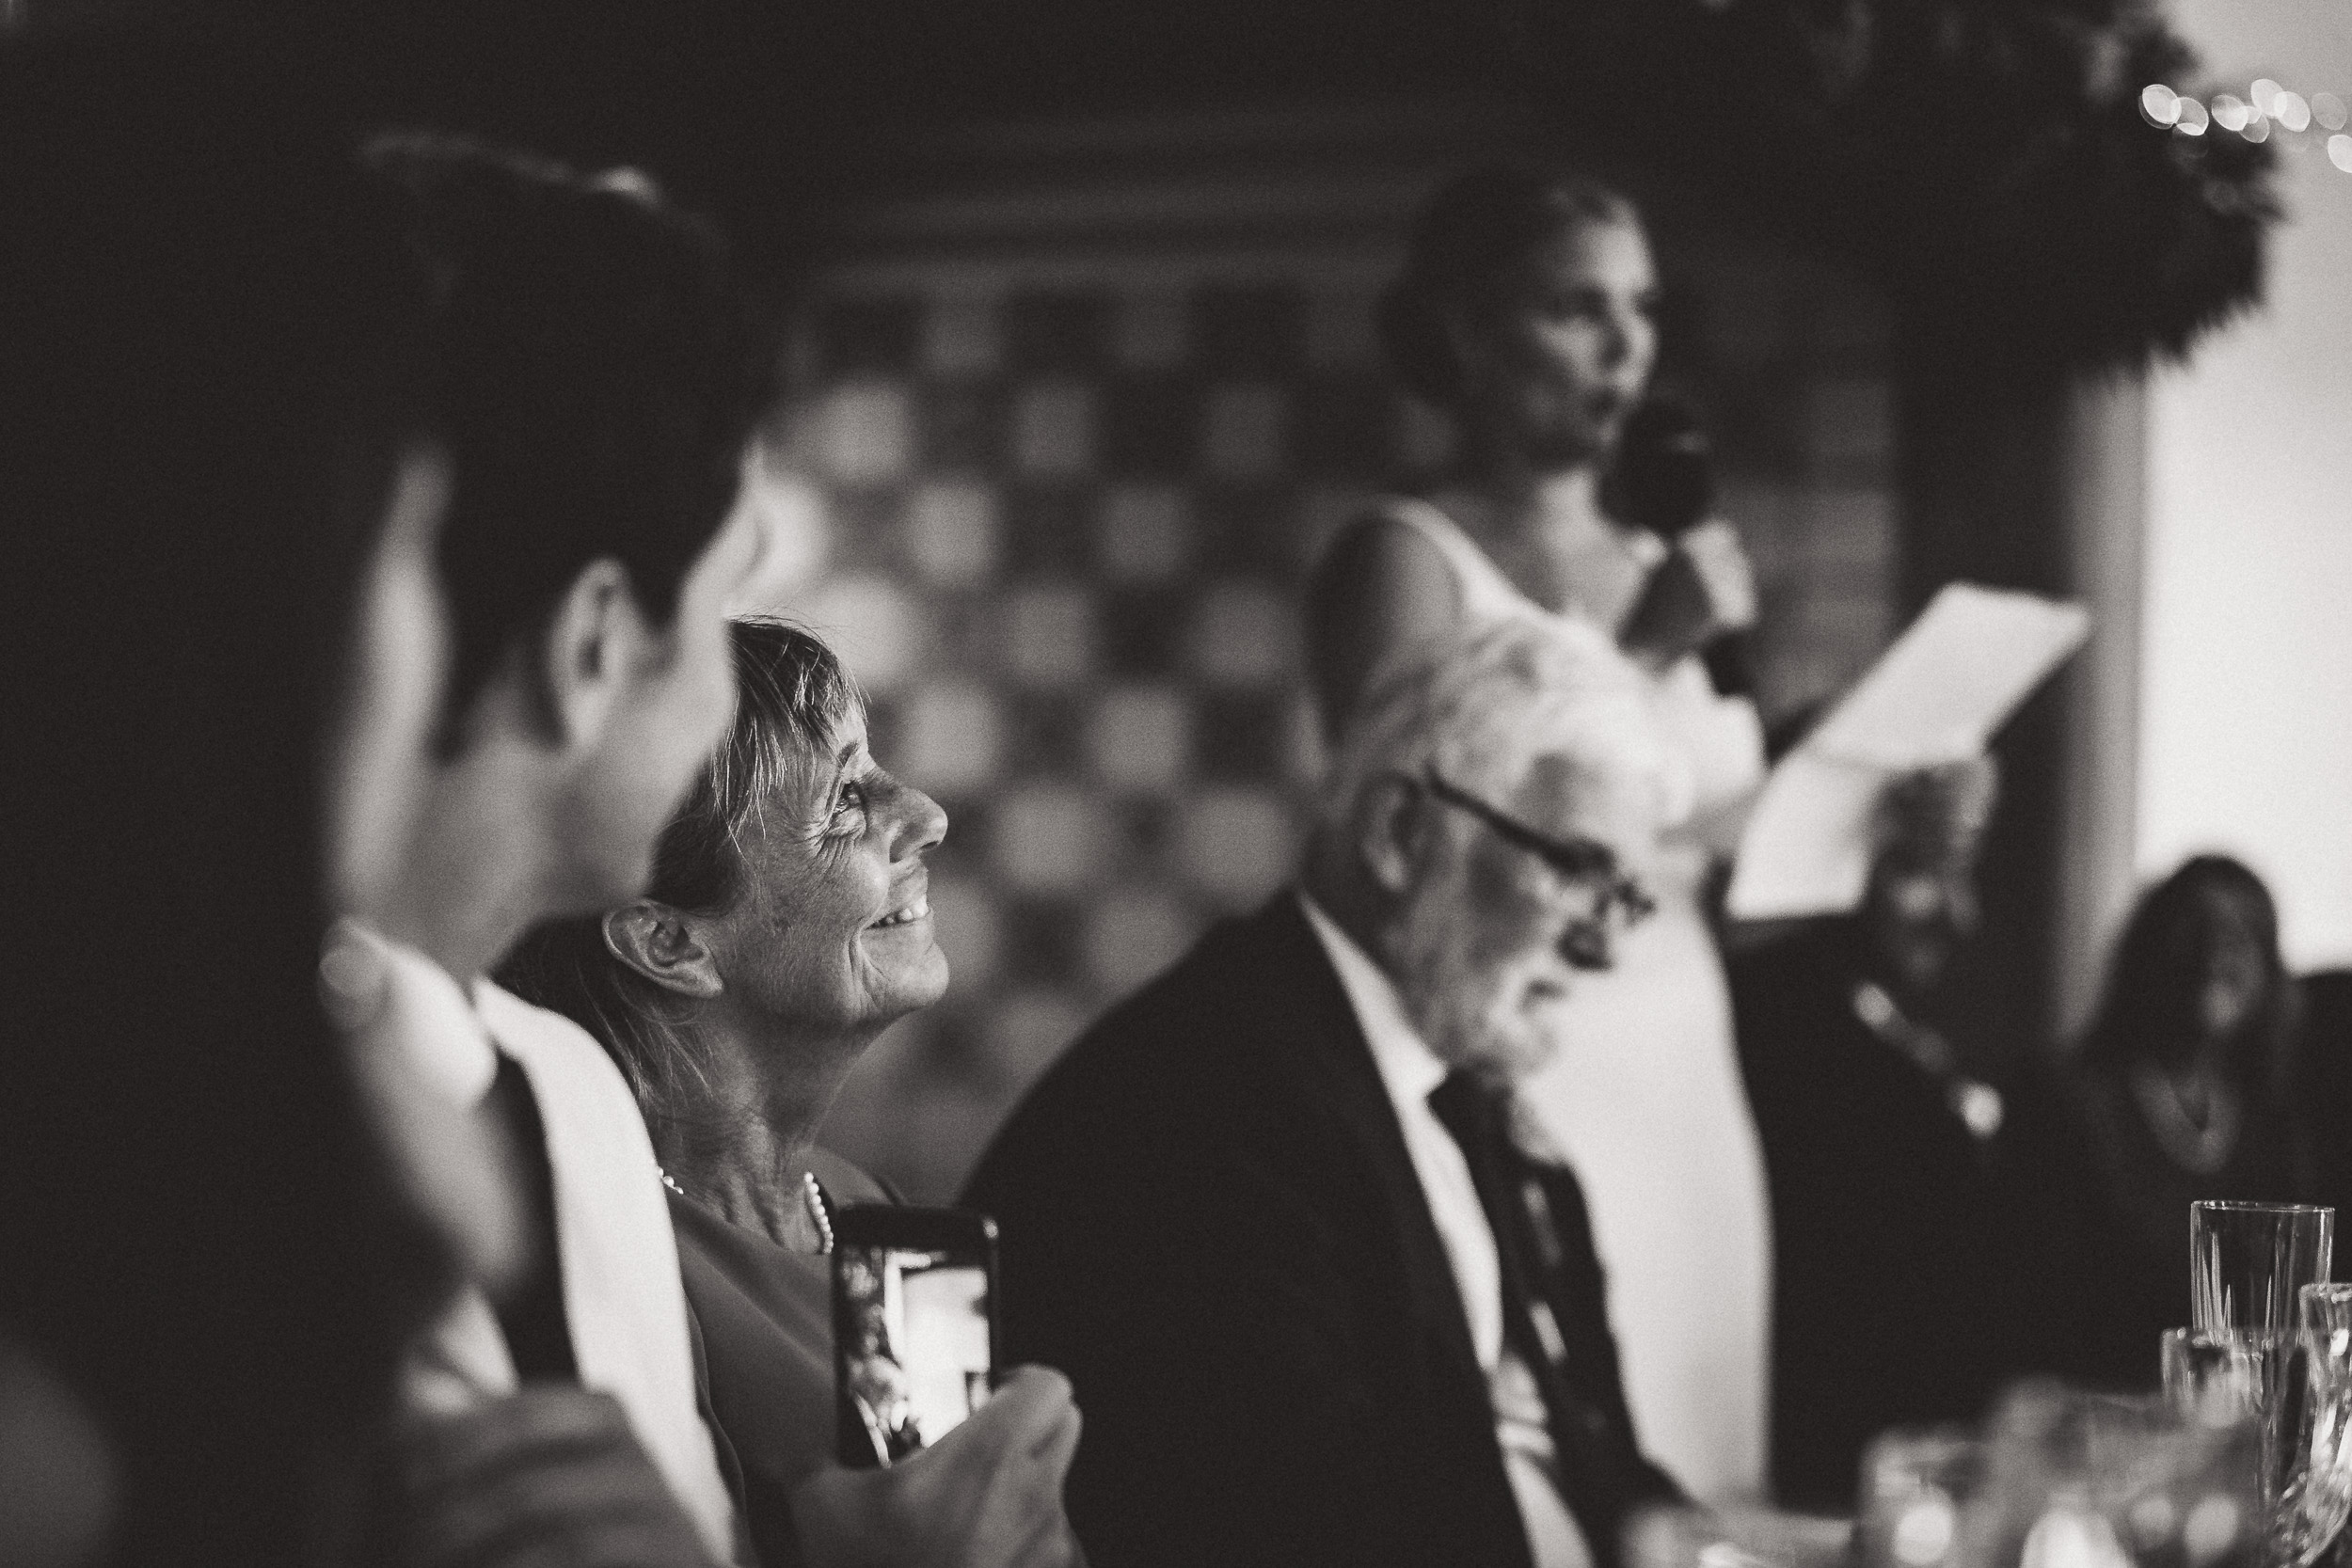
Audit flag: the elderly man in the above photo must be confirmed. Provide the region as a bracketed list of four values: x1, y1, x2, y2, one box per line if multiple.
[964, 614, 1685, 1568]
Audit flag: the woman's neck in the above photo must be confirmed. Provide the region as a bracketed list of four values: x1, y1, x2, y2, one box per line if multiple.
[657, 1020, 875, 1252]
[1447, 445, 1609, 544]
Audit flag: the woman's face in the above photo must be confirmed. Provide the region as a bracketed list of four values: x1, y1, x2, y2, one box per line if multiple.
[2190, 893, 2271, 1040]
[1458, 218, 1661, 467]
[706, 705, 949, 1045]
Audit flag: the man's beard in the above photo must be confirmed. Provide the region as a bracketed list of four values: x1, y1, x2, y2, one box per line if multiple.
[1383, 864, 1565, 1081]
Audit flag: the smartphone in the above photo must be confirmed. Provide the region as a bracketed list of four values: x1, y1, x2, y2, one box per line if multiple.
[833, 1205, 999, 1467]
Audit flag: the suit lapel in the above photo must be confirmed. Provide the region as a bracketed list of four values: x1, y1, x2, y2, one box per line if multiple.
[1240, 895, 1496, 1418]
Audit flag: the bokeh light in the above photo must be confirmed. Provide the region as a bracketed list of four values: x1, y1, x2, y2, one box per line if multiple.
[2241, 114, 2272, 144]
[2175, 98, 2210, 135]
[2330, 134, 2352, 173]
[2315, 93, 2347, 132]
[2211, 94, 2250, 133]
[2141, 84, 2183, 128]
[2252, 78, 2283, 118]
[2275, 91, 2312, 133]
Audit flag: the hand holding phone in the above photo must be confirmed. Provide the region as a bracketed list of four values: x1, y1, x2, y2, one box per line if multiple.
[794, 1366, 1086, 1568]
[834, 1207, 1001, 1467]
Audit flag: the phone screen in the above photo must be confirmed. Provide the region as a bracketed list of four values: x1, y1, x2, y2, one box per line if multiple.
[835, 1236, 993, 1465]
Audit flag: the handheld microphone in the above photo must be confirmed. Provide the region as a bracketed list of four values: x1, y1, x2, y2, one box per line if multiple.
[1610, 395, 1754, 698]
[1612, 395, 1713, 542]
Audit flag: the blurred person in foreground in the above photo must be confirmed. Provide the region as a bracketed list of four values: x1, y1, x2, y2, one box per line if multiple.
[1307, 162, 1772, 1497]
[324, 130, 785, 1568]
[1725, 758, 2013, 1510]
[0, 37, 476, 1565]
[2010, 854, 2316, 1389]
[501, 618, 1085, 1568]
[966, 614, 1684, 1568]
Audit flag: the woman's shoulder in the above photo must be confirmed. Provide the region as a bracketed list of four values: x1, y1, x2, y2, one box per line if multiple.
[1310, 491, 1527, 632]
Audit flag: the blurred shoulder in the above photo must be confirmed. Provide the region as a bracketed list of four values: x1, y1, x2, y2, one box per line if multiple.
[964, 901, 1327, 1197]
[1309, 497, 1468, 608]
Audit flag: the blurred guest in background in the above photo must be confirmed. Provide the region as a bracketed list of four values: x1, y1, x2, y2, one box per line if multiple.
[1, 37, 471, 1565]
[2010, 855, 2316, 1388]
[501, 618, 1086, 1568]
[969, 614, 1683, 1568]
[1726, 758, 2012, 1510]
[1307, 161, 1772, 1497]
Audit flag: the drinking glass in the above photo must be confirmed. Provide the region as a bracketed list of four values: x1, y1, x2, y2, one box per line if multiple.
[2162, 1328, 2352, 1566]
[2303, 1285, 2352, 1338]
[1976, 1381, 2262, 1568]
[1855, 1427, 1981, 1568]
[2194, 1203, 2335, 1334]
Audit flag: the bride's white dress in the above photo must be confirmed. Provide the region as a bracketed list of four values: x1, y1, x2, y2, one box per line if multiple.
[1376, 498, 1773, 1504]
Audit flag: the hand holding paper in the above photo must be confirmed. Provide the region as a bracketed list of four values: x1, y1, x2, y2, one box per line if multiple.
[1725, 584, 2090, 921]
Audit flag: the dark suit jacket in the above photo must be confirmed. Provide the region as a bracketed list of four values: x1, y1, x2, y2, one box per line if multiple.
[1726, 924, 2012, 1509]
[962, 893, 1677, 1568]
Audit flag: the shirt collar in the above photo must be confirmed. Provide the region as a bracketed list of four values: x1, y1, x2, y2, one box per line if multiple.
[331, 920, 502, 1107]
[1296, 889, 1450, 1109]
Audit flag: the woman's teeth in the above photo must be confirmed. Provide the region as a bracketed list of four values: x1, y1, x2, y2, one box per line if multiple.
[872, 896, 930, 929]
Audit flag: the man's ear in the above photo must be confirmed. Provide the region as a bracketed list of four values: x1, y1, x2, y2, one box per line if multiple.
[602, 902, 723, 1000]
[538, 558, 650, 751]
[1351, 773, 1431, 898]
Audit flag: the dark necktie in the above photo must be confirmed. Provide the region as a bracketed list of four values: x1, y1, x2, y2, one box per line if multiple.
[1427, 1069, 1672, 1566]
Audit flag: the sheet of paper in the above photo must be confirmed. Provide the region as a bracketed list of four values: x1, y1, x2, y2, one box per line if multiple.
[1725, 752, 1890, 921]
[1805, 583, 2090, 768]
[1725, 583, 2090, 921]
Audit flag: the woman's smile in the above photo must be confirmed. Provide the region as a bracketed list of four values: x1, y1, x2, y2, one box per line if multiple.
[868, 890, 931, 930]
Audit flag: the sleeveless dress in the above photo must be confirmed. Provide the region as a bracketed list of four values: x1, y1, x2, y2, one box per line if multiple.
[1373, 498, 1774, 1504]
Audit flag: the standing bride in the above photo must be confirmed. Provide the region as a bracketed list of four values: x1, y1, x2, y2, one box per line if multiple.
[1307, 162, 1772, 1501]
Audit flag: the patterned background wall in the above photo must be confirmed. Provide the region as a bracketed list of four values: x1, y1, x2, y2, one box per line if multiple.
[755, 112, 1905, 1200]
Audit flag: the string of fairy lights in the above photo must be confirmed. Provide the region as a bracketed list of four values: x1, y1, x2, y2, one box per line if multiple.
[2142, 78, 2352, 173]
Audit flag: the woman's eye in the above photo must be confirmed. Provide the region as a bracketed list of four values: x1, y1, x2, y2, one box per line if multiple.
[828, 782, 869, 828]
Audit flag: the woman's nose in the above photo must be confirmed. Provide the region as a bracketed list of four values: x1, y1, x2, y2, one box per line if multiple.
[889, 781, 947, 859]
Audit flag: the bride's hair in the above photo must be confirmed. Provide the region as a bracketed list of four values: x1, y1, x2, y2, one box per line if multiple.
[1376, 161, 1641, 409]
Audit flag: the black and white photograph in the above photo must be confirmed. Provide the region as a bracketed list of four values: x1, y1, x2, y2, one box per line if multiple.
[4, 0, 2350, 1563]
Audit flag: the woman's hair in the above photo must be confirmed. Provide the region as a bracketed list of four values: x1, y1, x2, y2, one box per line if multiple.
[1376, 161, 1643, 408]
[0, 38, 453, 1563]
[359, 132, 779, 739]
[2080, 854, 2296, 1083]
[500, 619, 857, 1124]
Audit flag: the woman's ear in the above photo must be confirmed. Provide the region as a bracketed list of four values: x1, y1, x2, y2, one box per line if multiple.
[1352, 773, 1431, 898]
[602, 903, 723, 999]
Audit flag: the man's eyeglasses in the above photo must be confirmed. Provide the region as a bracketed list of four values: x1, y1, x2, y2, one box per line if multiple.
[1422, 768, 1657, 955]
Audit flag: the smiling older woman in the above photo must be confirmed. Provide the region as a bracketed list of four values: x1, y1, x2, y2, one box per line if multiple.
[501, 617, 1081, 1568]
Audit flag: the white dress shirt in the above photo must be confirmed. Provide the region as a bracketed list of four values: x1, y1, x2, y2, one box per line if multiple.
[355, 927, 739, 1565]
[1298, 894, 1596, 1568]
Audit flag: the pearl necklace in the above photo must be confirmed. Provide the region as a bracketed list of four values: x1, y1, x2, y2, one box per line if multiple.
[659, 1165, 834, 1255]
